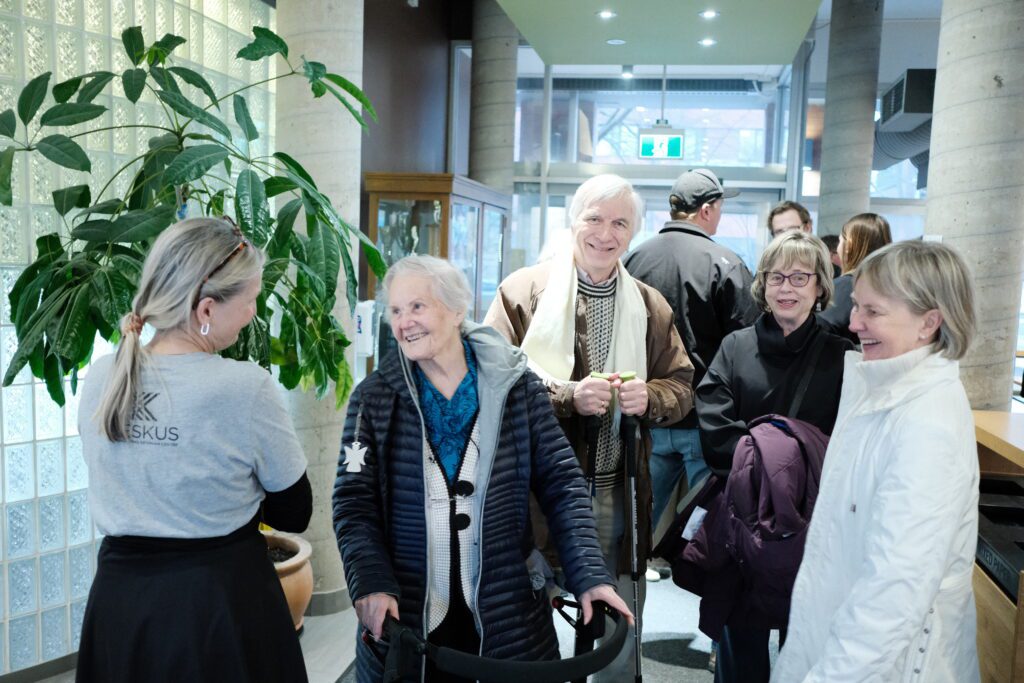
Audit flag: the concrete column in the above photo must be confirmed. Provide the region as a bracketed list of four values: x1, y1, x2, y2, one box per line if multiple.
[276, 0, 363, 612]
[469, 0, 517, 194]
[925, 0, 1024, 410]
[817, 0, 884, 235]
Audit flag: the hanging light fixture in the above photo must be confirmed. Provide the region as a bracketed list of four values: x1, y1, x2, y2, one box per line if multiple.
[622, 65, 634, 79]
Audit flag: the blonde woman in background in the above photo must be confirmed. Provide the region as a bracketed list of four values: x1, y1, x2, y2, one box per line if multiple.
[76, 218, 311, 683]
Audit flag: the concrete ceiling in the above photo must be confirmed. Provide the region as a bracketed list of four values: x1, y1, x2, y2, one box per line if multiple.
[494, 0, 823, 66]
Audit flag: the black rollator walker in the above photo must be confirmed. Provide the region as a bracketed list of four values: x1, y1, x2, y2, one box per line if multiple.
[362, 601, 627, 683]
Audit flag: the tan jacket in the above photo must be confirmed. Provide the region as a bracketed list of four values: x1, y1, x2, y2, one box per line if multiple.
[484, 261, 695, 567]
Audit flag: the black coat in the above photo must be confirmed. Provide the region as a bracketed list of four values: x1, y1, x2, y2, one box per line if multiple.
[817, 273, 859, 344]
[624, 222, 759, 427]
[333, 325, 611, 682]
[696, 313, 853, 472]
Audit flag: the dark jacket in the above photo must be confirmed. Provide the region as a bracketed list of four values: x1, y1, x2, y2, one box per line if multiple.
[624, 221, 759, 427]
[484, 261, 695, 567]
[671, 416, 830, 639]
[333, 323, 612, 683]
[696, 313, 852, 472]
[817, 273, 858, 344]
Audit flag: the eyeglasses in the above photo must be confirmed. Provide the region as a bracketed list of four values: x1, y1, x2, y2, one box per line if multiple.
[764, 271, 815, 287]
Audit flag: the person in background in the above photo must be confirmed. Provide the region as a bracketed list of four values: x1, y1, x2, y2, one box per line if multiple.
[334, 255, 630, 683]
[76, 218, 312, 683]
[623, 168, 757, 539]
[818, 213, 892, 343]
[773, 241, 980, 683]
[820, 234, 842, 279]
[767, 200, 813, 238]
[697, 230, 853, 683]
[485, 173, 694, 682]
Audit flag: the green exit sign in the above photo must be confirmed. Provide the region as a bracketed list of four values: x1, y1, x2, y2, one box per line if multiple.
[639, 129, 684, 159]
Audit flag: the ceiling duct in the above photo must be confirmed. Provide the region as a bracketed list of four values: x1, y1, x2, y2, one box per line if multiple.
[879, 69, 935, 133]
[873, 119, 931, 171]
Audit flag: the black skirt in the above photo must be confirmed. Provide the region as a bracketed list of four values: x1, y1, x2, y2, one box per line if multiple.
[76, 517, 307, 683]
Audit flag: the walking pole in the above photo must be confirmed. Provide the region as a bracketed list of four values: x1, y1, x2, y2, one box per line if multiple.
[570, 413, 603, 683]
[620, 412, 643, 683]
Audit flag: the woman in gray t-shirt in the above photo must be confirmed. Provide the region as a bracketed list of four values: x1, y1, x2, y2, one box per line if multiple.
[75, 218, 311, 683]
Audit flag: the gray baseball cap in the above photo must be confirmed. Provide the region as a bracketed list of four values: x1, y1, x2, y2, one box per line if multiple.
[669, 168, 740, 212]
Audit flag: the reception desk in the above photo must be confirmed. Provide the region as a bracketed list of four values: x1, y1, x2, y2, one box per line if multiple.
[974, 410, 1024, 683]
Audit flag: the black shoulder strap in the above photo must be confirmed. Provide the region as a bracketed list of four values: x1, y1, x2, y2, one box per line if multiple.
[787, 332, 827, 418]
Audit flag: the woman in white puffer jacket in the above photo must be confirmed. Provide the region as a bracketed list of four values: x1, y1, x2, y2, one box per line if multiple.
[772, 240, 980, 683]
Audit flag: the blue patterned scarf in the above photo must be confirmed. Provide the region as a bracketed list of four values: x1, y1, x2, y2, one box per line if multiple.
[414, 339, 479, 482]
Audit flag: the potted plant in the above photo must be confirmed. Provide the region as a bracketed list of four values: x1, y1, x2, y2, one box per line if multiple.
[264, 527, 315, 632]
[0, 24, 385, 409]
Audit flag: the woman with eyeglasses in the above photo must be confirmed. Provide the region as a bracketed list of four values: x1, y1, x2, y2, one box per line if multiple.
[694, 230, 853, 683]
[76, 218, 311, 683]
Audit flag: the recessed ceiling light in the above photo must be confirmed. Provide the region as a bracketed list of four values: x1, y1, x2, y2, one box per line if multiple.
[622, 65, 634, 79]
[597, 10, 617, 20]
[636, 105, 646, 112]
[699, 37, 717, 47]
[607, 38, 626, 45]
[700, 9, 719, 20]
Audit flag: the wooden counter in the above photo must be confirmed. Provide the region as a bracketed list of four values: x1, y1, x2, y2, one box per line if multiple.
[974, 410, 1024, 683]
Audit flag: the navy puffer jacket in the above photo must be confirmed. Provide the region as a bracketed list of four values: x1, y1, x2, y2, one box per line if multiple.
[333, 323, 612, 682]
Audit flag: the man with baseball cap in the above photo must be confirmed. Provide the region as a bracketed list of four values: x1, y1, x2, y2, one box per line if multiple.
[623, 169, 758, 536]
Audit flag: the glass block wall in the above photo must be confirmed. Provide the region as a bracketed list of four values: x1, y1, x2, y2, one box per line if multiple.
[0, 0, 275, 672]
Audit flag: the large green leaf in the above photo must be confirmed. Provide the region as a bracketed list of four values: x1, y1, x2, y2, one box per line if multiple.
[18, 72, 51, 125]
[39, 103, 107, 127]
[306, 214, 339, 300]
[156, 90, 230, 138]
[264, 176, 297, 198]
[90, 266, 135, 329]
[162, 144, 229, 185]
[320, 80, 367, 128]
[121, 26, 146, 66]
[77, 72, 116, 103]
[270, 198, 302, 258]
[8, 237, 63, 329]
[71, 205, 175, 243]
[41, 351, 66, 406]
[232, 95, 258, 142]
[76, 198, 124, 218]
[52, 77, 83, 104]
[324, 72, 379, 122]
[167, 66, 219, 109]
[36, 135, 91, 172]
[2, 287, 73, 387]
[0, 109, 15, 138]
[335, 224, 357, 313]
[235, 169, 270, 246]
[0, 146, 14, 206]
[236, 26, 289, 61]
[147, 33, 186, 65]
[51, 184, 91, 216]
[273, 151, 318, 189]
[149, 66, 180, 95]
[121, 68, 147, 103]
[55, 284, 92, 359]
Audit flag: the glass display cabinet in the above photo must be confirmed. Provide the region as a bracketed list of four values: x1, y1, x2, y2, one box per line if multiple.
[364, 172, 511, 361]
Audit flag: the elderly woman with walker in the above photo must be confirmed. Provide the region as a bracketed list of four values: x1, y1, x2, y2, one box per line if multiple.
[333, 255, 632, 683]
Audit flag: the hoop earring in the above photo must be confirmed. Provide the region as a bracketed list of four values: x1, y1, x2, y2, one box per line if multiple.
[200, 322, 210, 336]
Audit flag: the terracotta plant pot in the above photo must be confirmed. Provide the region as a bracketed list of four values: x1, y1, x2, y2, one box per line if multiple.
[263, 530, 314, 631]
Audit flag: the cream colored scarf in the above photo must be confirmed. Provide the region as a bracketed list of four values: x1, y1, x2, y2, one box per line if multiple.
[521, 248, 648, 388]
